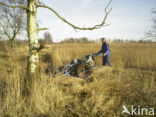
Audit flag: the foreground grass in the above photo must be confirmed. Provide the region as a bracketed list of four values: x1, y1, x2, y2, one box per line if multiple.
[0, 42, 156, 117]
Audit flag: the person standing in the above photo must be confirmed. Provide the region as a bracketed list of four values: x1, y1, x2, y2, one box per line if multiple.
[97, 37, 112, 66]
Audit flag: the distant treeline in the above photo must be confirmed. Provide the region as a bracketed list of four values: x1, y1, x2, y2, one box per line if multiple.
[112, 39, 153, 43]
[0, 38, 154, 45]
[60, 37, 95, 43]
[60, 37, 154, 43]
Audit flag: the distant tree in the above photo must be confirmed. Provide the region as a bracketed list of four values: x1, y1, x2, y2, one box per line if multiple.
[60, 37, 93, 43]
[113, 39, 124, 43]
[128, 39, 137, 43]
[43, 32, 53, 44]
[61, 38, 76, 43]
[80, 37, 89, 43]
[0, 0, 26, 48]
[145, 7, 156, 40]
[138, 39, 152, 43]
[69, 38, 75, 43]
[138, 39, 145, 43]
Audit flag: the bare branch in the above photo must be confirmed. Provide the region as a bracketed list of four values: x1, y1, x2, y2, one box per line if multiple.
[38, 28, 49, 32]
[0, 33, 5, 39]
[0, 17, 11, 39]
[0, 2, 28, 10]
[37, 0, 112, 30]
[6, 16, 14, 30]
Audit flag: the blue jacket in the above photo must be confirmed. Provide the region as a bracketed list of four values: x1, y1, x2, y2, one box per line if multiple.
[98, 42, 110, 57]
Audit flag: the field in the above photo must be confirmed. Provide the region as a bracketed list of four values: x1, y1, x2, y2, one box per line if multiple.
[0, 42, 156, 117]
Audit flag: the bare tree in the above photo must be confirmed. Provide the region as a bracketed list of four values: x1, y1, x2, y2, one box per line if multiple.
[0, 0, 112, 95]
[145, 7, 156, 40]
[0, 0, 26, 48]
[43, 32, 53, 44]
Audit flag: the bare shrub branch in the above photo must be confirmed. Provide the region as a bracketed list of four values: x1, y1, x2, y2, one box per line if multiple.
[0, 2, 28, 10]
[37, 0, 112, 30]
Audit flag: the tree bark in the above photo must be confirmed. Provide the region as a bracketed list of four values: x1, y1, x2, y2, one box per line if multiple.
[10, 38, 16, 49]
[27, 0, 39, 74]
[23, 0, 39, 96]
[10, 31, 19, 49]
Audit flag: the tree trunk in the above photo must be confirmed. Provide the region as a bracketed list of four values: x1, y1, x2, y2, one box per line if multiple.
[10, 33, 18, 49]
[23, 0, 39, 96]
[10, 38, 15, 49]
[10, 28, 20, 49]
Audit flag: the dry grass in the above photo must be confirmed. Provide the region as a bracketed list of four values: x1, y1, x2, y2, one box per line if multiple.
[0, 42, 156, 117]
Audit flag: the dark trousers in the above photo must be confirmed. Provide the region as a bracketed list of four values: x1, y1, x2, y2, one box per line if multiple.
[103, 55, 112, 66]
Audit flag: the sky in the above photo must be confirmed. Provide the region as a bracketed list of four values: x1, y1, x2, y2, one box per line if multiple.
[36, 0, 156, 42]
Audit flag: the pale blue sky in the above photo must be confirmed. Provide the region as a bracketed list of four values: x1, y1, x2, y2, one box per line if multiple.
[36, 0, 156, 42]
[24, 0, 156, 41]
[0, 0, 155, 41]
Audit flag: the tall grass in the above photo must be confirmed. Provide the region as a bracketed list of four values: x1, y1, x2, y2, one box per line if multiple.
[0, 42, 156, 117]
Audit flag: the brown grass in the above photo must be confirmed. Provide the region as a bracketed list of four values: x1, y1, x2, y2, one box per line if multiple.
[0, 42, 156, 117]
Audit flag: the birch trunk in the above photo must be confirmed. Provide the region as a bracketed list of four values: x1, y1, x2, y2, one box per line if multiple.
[24, 0, 39, 96]
[27, 0, 39, 75]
